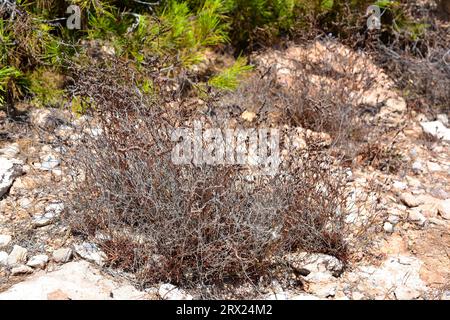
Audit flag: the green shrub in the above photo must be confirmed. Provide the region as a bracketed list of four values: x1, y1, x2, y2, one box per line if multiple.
[1, 0, 439, 110]
[0, 66, 27, 106]
[0, 5, 70, 107]
[208, 56, 252, 90]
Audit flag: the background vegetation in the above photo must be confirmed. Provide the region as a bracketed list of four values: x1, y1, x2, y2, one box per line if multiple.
[1, 0, 448, 114]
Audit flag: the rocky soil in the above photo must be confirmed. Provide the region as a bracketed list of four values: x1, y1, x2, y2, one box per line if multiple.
[0, 41, 449, 300]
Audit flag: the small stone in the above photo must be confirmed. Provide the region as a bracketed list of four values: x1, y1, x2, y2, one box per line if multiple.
[409, 148, 418, 159]
[0, 234, 12, 249]
[95, 232, 111, 242]
[383, 222, 394, 233]
[418, 194, 440, 204]
[86, 127, 103, 138]
[55, 125, 74, 140]
[0, 143, 20, 159]
[45, 202, 64, 215]
[427, 161, 442, 172]
[26, 254, 49, 269]
[385, 97, 407, 112]
[400, 193, 422, 208]
[9, 175, 38, 196]
[0, 251, 8, 265]
[52, 248, 73, 263]
[158, 283, 193, 300]
[420, 121, 450, 142]
[101, 45, 115, 56]
[0, 157, 23, 198]
[30, 108, 66, 131]
[241, 110, 257, 122]
[417, 203, 438, 218]
[40, 145, 53, 154]
[287, 252, 344, 277]
[430, 188, 449, 200]
[436, 114, 449, 126]
[51, 168, 63, 177]
[408, 209, 427, 227]
[74, 242, 107, 266]
[18, 197, 32, 209]
[387, 214, 400, 225]
[392, 181, 407, 191]
[39, 155, 61, 171]
[21, 164, 31, 174]
[32, 211, 57, 228]
[7, 245, 28, 266]
[428, 218, 447, 226]
[438, 199, 450, 220]
[412, 161, 423, 173]
[345, 169, 353, 182]
[11, 265, 34, 276]
[69, 134, 82, 142]
[432, 144, 445, 153]
[406, 176, 422, 188]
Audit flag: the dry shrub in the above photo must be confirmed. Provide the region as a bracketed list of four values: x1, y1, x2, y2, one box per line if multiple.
[223, 39, 396, 166]
[357, 142, 404, 174]
[367, 2, 450, 115]
[374, 42, 450, 116]
[63, 57, 372, 291]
